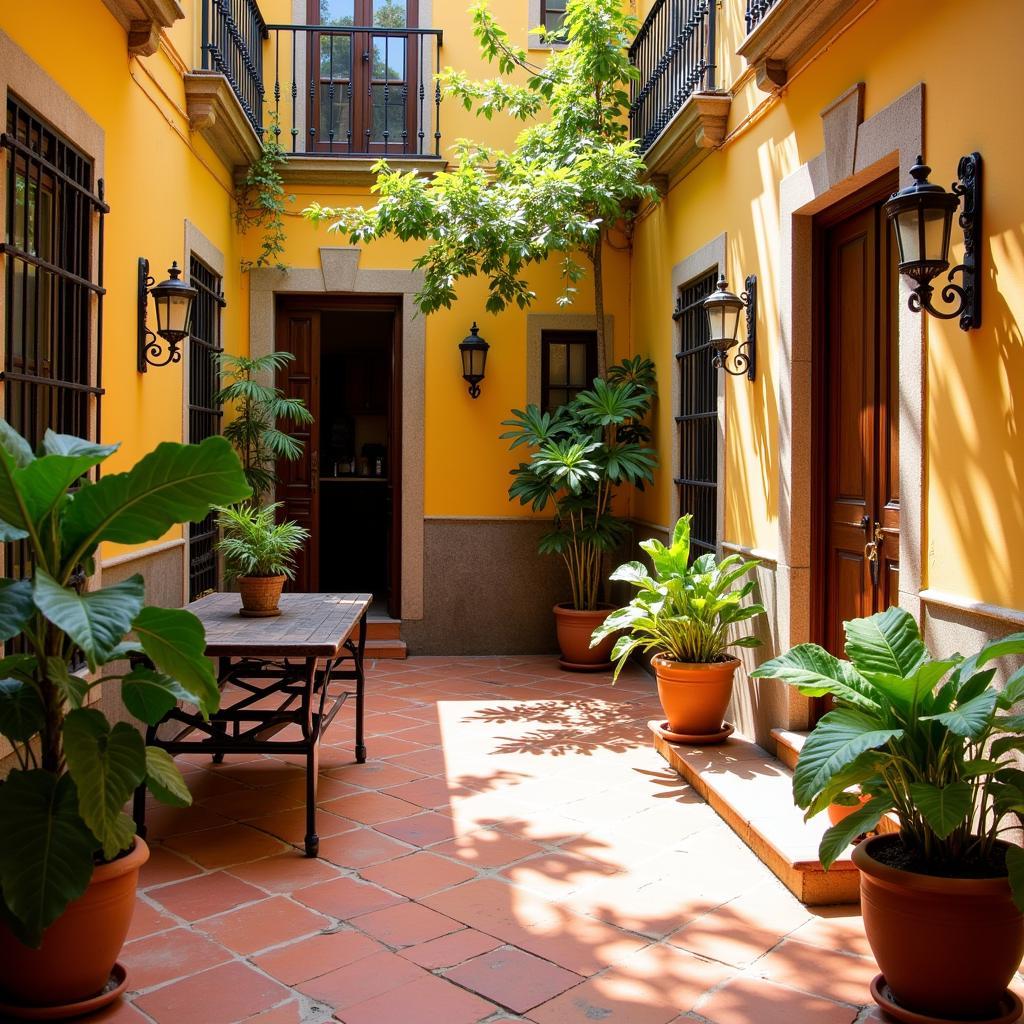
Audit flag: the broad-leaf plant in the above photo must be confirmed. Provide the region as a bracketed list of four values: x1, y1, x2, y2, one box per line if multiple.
[752, 606, 1024, 909]
[593, 514, 764, 679]
[0, 423, 250, 946]
[501, 356, 657, 611]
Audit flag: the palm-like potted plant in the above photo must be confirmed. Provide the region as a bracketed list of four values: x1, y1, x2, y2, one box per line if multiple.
[0, 423, 249, 1015]
[593, 514, 764, 741]
[501, 356, 657, 669]
[216, 502, 309, 616]
[752, 607, 1024, 1023]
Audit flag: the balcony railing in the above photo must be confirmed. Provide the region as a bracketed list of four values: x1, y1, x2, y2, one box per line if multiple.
[629, 0, 716, 153]
[201, 0, 267, 135]
[745, 0, 780, 33]
[264, 24, 444, 159]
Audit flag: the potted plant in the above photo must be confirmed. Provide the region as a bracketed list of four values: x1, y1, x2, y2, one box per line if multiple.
[593, 514, 764, 741]
[216, 501, 309, 616]
[501, 356, 657, 669]
[0, 423, 249, 1016]
[752, 607, 1024, 1023]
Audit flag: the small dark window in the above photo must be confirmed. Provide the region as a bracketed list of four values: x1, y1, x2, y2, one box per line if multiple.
[674, 270, 719, 559]
[540, 0, 567, 34]
[187, 255, 224, 601]
[541, 330, 596, 412]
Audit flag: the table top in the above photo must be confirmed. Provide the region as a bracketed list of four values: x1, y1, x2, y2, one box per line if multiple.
[187, 592, 372, 657]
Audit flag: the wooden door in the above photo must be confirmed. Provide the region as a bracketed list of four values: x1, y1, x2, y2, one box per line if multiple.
[817, 189, 900, 658]
[275, 307, 320, 592]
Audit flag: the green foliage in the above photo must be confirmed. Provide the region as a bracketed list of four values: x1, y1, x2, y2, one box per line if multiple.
[216, 501, 309, 581]
[752, 607, 1024, 908]
[0, 422, 250, 946]
[593, 514, 764, 679]
[304, 0, 659, 376]
[501, 357, 657, 610]
[236, 115, 294, 272]
[216, 351, 314, 496]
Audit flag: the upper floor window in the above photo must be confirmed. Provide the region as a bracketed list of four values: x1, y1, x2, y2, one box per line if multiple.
[541, 0, 568, 34]
[541, 330, 596, 413]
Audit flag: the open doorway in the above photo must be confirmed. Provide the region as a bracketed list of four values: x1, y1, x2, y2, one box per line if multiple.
[275, 297, 402, 618]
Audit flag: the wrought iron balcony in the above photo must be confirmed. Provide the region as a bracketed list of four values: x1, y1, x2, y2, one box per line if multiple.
[745, 0, 781, 33]
[629, 0, 717, 153]
[201, 0, 267, 136]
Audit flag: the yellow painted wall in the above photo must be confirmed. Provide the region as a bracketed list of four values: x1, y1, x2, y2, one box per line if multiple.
[633, 0, 1024, 608]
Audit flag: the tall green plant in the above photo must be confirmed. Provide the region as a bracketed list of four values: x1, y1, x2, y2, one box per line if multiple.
[217, 351, 314, 496]
[752, 607, 1024, 906]
[0, 423, 250, 946]
[501, 356, 657, 610]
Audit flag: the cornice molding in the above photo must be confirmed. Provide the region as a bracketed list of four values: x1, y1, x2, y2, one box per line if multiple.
[184, 72, 263, 171]
[275, 155, 447, 188]
[641, 91, 731, 183]
[102, 0, 184, 57]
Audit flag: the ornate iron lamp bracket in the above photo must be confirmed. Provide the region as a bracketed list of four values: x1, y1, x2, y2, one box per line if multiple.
[712, 275, 757, 381]
[137, 257, 184, 373]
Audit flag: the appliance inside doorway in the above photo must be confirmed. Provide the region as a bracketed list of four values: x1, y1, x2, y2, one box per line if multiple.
[317, 309, 396, 613]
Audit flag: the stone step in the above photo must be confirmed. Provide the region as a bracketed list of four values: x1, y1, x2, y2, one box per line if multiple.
[650, 722, 860, 906]
[365, 638, 408, 660]
[366, 617, 401, 641]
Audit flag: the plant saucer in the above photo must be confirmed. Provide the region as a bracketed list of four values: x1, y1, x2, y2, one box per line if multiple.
[870, 975, 1023, 1024]
[653, 721, 734, 745]
[239, 608, 283, 618]
[558, 658, 614, 673]
[0, 963, 127, 1021]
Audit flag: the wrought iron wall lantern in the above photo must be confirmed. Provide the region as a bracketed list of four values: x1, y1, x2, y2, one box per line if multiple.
[883, 154, 981, 331]
[459, 322, 489, 398]
[138, 258, 197, 372]
[698, 275, 757, 380]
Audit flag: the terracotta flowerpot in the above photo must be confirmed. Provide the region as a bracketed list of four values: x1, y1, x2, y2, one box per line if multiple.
[827, 790, 872, 826]
[652, 654, 738, 736]
[0, 836, 149, 1010]
[238, 574, 286, 616]
[553, 603, 617, 671]
[853, 833, 1024, 1020]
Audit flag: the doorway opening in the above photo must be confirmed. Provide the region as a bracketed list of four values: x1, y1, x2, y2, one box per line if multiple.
[275, 296, 402, 619]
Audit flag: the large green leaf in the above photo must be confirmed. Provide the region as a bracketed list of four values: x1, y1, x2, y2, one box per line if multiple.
[818, 796, 892, 870]
[844, 607, 926, 679]
[793, 707, 904, 808]
[145, 747, 192, 808]
[61, 436, 250, 562]
[63, 709, 145, 860]
[132, 606, 219, 716]
[923, 688, 998, 739]
[0, 678, 45, 743]
[46, 656, 89, 710]
[122, 667, 195, 725]
[997, 667, 1024, 710]
[908, 781, 972, 839]
[0, 419, 35, 468]
[751, 644, 883, 712]
[0, 579, 35, 642]
[34, 572, 145, 671]
[0, 771, 96, 947]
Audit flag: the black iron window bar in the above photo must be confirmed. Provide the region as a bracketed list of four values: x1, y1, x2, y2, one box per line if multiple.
[202, 0, 268, 136]
[745, 0, 780, 34]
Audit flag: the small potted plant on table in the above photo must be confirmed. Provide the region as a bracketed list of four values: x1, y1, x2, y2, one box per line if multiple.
[752, 607, 1024, 1024]
[0, 424, 249, 1018]
[216, 501, 309, 616]
[593, 514, 764, 742]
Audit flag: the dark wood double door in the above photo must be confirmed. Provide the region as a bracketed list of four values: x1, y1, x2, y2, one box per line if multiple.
[815, 180, 900, 659]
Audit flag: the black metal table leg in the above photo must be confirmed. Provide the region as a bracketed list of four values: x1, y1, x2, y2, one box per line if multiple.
[355, 610, 367, 764]
[302, 657, 320, 857]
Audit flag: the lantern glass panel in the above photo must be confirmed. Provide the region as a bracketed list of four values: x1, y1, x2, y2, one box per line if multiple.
[894, 207, 922, 264]
[706, 300, 741, 348]
[165, 294, 193, 336]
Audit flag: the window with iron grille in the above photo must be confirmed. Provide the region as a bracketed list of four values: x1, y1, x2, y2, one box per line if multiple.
[674, 270, 719, 559]
[2, 95, 106, 580]
[540, 0, 567, 33]
[187, 255, 224, 601]
[541, 330, 597, 413]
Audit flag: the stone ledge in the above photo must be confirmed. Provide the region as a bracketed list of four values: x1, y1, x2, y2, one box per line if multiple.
[184, 71, 263, 172]
[276, 154, 447, 188]
[101, 0, 184, 56]
[651, 722, 860, 905]
[738, 0, 870, 92]
[642, 91, 731, 186]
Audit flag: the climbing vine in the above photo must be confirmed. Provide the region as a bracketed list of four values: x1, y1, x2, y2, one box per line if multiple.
[235, 118, 293, 272]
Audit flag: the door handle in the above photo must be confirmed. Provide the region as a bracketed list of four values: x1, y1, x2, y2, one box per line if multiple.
[864, 522, 883, 587]
[311, 449, 319, 491]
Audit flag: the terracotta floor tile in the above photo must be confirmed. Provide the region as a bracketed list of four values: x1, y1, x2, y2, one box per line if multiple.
[385, 748, 449, 775]
[197, 895, 331, 954]
[501, 851, 622, 899]
[360, 733, 428, 758]
[149, 870, 266, 921]
[126, 898, 176, 940]
[447, 946, 583, 1013]
[133, 960, 291, 1023]
[399, 928, 502, 969]
[385, 776, 470, 809]
[298, 949, 427, 1009]
[165, 823, 290, 869]
[292, 874, 405, 919]
[198, 784, 304, 821]
[431, 829, 544, 868]
[337, 973, 497, 1024]
[241, 1002, 304, 1024]
[322, 790, 423, 825]
[245, 806, 358, 846]
[138, 845, 202, 888]
[757, 939, 878, 1006]
[121, 927, 232, 989]
[144, 802, 233, 839]
[360, 851, 477, 898]
[253, 929, 383, 984]
[318, 828, 413, 869]
[227, 850, 343, 894]
[669, 902, 790, 967]
[352, 901, 462, 946]
[696, 976, 860, 1024]
[374, 810, 459, 847]
[75, 999, 152, 1022]
[209, 761, 306, 788]
[325, 761, 427, 790]
[788, 906, 872, 958]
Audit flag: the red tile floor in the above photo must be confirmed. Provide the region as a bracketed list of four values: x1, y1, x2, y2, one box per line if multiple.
[87, 657, 898, 1023]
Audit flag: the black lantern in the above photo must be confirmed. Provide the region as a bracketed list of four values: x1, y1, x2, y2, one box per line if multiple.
[138, 258, 197, 372]
[883, 153, 981, 331]
[459, 322, 489, 398]
[700, 275, 756, 380]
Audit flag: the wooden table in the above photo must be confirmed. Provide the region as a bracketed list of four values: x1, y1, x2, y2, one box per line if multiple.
[132, 592, 371, 856]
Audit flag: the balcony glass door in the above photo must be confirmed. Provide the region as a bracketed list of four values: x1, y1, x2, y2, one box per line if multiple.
[309, 0, 419, 154]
